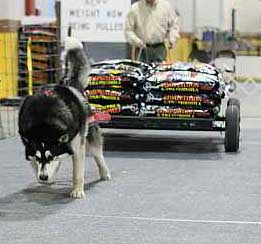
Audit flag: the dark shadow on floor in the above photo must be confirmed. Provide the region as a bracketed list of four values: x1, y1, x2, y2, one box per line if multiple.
[101, 133, 225, 161]
[0, 179, 103, 222]
[104, 133, 224, 158]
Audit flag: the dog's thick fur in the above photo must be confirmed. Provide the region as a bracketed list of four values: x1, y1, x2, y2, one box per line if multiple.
[18, 37, 111, 199]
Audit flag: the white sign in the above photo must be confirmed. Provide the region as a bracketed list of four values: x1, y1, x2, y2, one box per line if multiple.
[61, 0, 131, 42]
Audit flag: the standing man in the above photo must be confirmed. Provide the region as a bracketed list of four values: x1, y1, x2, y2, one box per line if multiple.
[125, 0, 180, 63]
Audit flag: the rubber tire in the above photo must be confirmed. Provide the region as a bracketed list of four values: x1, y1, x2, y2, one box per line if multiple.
[227, 97, 240, 109]
[225, 105, 240, 152]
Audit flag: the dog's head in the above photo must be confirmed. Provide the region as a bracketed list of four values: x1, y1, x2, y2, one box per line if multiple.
[22, 134, 73, 184]
[18, 86, 87, 185]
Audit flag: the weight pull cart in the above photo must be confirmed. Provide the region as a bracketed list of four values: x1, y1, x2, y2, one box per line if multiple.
[95, 54, 241, 152]
[89, 57, 240, 153]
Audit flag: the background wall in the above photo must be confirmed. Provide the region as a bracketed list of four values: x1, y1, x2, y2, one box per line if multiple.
[0, 0, 55, 20]
[236, 0, 261, 33]
[0, 0, 260, 34]
[169, 0, 196, 32]
[35, 0, 55, 17]
[170, 0, 261, 33]
[0, 0, 260, 63]
[0, 0, 24, 20]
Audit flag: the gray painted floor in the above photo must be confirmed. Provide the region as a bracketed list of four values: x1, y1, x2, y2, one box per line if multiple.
[0, 85, 261, 243]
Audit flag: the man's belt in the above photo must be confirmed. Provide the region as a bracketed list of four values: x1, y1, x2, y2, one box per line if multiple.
[146, 43, 164, 48]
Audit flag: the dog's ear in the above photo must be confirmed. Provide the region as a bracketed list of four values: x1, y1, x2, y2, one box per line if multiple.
[59, 134, 69, 143]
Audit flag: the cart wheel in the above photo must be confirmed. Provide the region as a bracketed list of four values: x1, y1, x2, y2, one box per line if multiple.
[225, 105, 240, 152]
[227, 97, 240, 109]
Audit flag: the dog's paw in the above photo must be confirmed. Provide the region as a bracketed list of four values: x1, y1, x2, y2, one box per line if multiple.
[70, 189, 85, 199]
[100, 172, 112, 181]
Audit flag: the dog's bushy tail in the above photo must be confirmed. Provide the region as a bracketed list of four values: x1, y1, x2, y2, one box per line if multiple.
[63, 37, 91, 91]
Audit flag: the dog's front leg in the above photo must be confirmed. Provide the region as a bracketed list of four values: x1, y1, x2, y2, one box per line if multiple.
[70, 134, 86, 199]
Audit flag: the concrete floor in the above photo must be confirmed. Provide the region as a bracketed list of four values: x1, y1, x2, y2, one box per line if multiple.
[0, 84, 261, 243]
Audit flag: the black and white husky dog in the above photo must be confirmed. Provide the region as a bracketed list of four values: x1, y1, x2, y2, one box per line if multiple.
[18, 37, 111, 199]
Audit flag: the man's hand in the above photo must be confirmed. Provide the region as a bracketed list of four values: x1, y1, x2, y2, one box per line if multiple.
[168, 42, 176, 49]
[136, 40, 146, 49]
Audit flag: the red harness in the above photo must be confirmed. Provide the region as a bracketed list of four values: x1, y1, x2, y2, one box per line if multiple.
[86, 112, 111, 125]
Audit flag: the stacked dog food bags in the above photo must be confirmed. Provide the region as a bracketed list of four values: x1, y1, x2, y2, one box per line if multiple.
[139, 62, 225, 119]
[86, 60, 225, 119]
[85, 59, 152, 116]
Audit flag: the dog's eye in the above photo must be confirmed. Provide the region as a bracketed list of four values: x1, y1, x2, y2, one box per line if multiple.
[58, 134, 69, 143]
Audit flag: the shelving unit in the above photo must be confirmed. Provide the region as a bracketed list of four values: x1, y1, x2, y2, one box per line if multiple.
[18, 24, 58, 95]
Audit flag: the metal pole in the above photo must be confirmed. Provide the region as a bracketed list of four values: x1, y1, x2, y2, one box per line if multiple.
[68, 26, 72, 37]
[232, 8, 236, 38]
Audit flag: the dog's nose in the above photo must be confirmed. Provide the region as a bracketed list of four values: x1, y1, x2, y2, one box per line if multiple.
[39, 174, 48, 181]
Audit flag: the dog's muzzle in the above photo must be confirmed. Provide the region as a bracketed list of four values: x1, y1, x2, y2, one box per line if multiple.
[31, 158, 61, 184]
[23, 140, 74, 184]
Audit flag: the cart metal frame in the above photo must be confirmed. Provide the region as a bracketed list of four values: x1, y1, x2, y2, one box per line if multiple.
[101, 115, 226, 132]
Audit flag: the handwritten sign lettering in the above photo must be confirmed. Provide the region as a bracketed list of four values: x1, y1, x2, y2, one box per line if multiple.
[61, 0, 131, 42]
